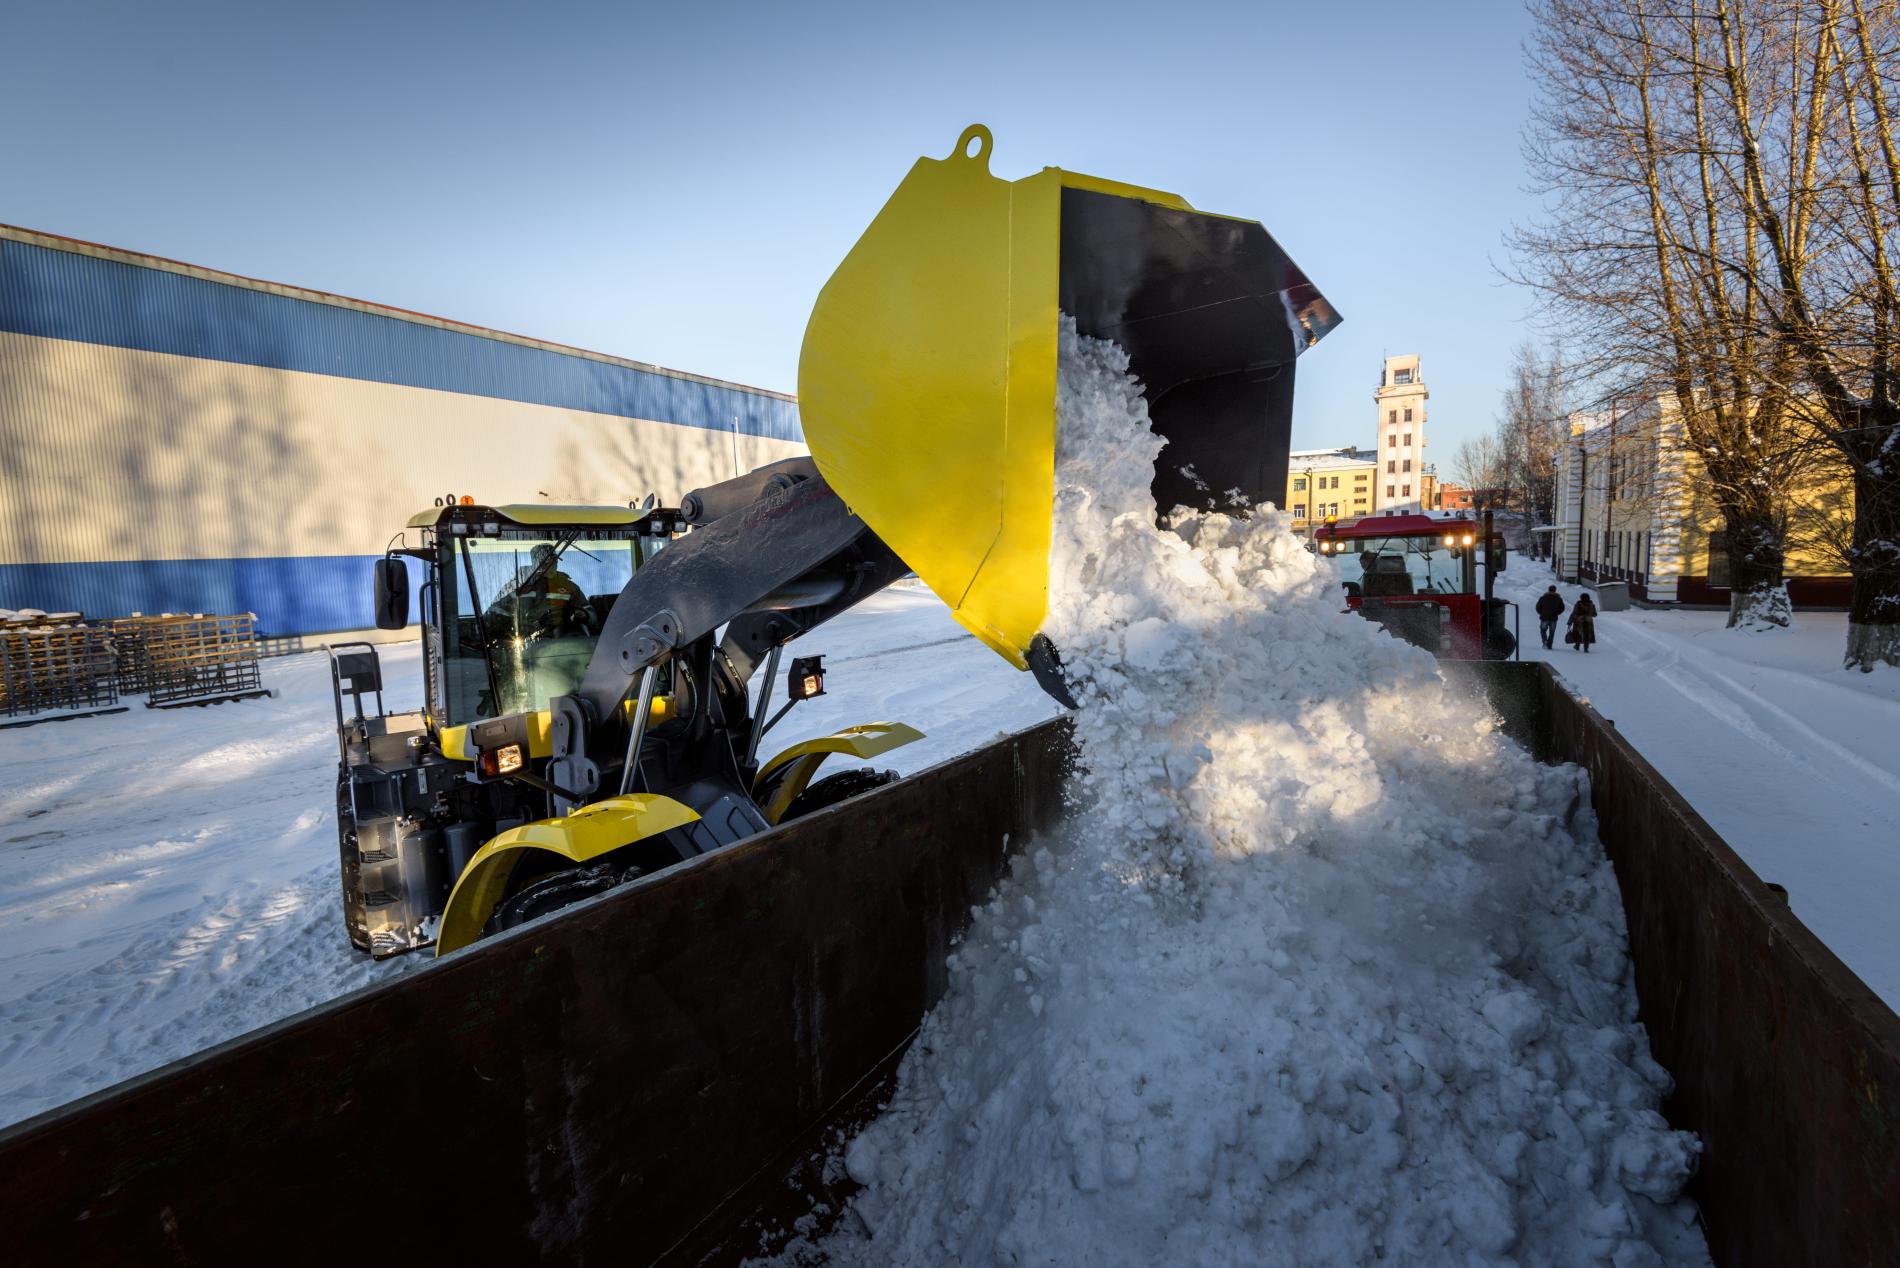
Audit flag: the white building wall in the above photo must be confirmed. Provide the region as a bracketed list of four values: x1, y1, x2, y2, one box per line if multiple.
[1372, 354, 1427, 514]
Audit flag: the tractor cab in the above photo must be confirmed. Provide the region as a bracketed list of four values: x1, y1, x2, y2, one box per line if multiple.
[1314, 514, 1517, 661]
[386, 501, 680, 732]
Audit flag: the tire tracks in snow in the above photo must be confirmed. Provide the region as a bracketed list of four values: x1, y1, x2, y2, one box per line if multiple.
[1598, 619, 1900, 822]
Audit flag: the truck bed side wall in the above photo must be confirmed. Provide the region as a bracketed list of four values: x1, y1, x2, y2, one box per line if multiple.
[0, 721, 1074, 1265]
[1444, 660, 1900, 1268]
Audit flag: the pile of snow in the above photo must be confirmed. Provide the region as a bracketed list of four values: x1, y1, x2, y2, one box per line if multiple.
[806, 322, 1707, 1265]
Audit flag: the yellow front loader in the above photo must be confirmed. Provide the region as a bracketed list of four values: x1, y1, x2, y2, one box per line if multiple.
[328, 127, 1338, 958]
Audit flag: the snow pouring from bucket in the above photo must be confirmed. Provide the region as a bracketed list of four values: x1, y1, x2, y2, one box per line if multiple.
[803, 321, 1708, 1265]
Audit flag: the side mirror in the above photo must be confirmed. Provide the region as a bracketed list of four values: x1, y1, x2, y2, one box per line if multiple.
[1491, 535, 1508, 572]
[373, 557, 410, 630]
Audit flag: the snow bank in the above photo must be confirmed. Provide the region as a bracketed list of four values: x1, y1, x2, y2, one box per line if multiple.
[805, 323, 1706, 1265]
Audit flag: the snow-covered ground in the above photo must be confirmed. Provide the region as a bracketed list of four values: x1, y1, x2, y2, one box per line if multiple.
[0, 589, 1056, 1128]
[1496, 567, 1900, 1011]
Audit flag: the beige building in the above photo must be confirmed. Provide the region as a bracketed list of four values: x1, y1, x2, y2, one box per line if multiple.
[1554, 398, 1852, 605]
[1287, 447, 1378, 530]
[1373, 355, 1429, 514]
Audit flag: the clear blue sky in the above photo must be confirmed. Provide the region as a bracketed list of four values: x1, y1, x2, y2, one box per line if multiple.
[2, 0, 1539, 465]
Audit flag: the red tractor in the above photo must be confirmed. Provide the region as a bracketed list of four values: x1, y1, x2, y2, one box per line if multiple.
[1313, 513, 1518, 660]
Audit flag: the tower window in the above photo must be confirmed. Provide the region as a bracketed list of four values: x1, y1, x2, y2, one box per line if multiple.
[1404, 408, 1413, 422]
[1403, 459, 1412, 473]
[1403, 433, 1412, 446]
[1403, 483, 1411, 496]
[1388, 410, 1397, 425]
[1388, 435, 1397, 448]
[1387, 484, 1395, 497]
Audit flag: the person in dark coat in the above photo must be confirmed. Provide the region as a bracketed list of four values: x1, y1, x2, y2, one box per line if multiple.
[1566, 591, 1598, 652]
[1534, 585, 1565, 650]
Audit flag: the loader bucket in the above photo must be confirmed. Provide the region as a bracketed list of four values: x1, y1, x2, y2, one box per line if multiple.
[799, 125, 1340, 670]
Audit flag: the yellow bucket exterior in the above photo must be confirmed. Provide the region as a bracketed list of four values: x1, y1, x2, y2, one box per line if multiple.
[798, 125, 1340, 670]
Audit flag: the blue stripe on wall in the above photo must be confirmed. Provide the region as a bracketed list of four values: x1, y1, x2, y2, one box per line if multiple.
[0, 556, 410, 636]
[0, 238, 803, 442]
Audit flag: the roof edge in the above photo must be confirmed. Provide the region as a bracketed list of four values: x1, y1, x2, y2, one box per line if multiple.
[0, 223, 796, 404]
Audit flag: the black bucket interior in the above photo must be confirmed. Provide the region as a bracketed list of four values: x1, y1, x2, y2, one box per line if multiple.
[1057, 186, 1340, 516]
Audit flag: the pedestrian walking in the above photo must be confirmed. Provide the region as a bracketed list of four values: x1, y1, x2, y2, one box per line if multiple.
[1565, 591, 1598, 652]
[1534, 585, 1565, 651]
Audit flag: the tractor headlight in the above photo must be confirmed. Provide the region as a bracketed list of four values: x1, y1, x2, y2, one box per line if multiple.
[479, 743, 525, 777]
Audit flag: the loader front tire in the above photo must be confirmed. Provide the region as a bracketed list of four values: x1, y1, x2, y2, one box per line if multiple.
[781, 768, 900, 821]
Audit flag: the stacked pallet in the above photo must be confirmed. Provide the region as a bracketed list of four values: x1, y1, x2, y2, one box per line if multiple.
[0, 616, 119, 719]
[137, 614, 265, 707]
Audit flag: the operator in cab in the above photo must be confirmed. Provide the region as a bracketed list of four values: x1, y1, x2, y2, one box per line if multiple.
[490, 544, 593, 639]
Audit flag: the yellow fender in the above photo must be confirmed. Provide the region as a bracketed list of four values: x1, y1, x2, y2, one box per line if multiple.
[753, 722, 924, 825]
[434, 794, 699, 955]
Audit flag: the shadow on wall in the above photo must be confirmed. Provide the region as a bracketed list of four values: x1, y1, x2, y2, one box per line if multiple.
[0, 329, 332, 631]
[545, 414, 798, 508]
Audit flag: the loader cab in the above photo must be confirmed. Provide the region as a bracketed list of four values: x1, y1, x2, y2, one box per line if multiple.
[1316, 515, 1514, 660]
[399, 503, 679, 729]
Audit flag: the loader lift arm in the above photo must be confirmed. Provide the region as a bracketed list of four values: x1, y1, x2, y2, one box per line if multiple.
[546, 467, 910, 808]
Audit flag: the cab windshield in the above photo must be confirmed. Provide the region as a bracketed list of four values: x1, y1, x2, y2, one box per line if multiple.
[1334, 533, 1474, 597]
[439, 530, 653, 723]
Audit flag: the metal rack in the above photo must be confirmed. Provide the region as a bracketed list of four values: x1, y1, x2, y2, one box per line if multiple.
[138, 614, 267, 708]
[0, 617, 120, 720]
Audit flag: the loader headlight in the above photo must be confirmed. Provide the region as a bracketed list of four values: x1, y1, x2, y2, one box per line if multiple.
[478, 743, 525, 777]
[1462, 533, 1475, 546]
[788, 654, 827, 701]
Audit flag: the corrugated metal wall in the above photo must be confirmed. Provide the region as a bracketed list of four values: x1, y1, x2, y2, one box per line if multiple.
[0, 228, 807, 634]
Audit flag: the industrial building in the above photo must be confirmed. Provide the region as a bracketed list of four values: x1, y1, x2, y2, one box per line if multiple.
[0, 225, 806, 636]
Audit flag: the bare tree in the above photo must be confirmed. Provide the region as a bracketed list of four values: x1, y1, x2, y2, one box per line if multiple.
[1454, 432, 1511, 498]
[1516, 0, 1811, 630]
[1705, 0, 1900, 666]
[1496, 343, 1569, 527]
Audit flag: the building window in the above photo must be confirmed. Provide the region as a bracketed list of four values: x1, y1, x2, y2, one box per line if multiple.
[1293, 504, 1306, 518]
[1293, 478, 1306, 491]
[1388, 435, 1397, 448]
[1354, 496, 1367, 505]
[1404, 408, 1413, 422]
[1395, 369, 1413, 385]
[1330, 476, 1341, 489]
[1388, 410, 1397, 425]
[1403, 483, 1411, 496]
[1387, 484, 1395, 497]
[1387, 460, 1395, 474]
[1403, 459, 1412, 473]
[1403, 433, 1412, 446]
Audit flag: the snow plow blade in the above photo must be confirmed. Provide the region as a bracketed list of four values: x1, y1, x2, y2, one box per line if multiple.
[798, 125, 1341, 670]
